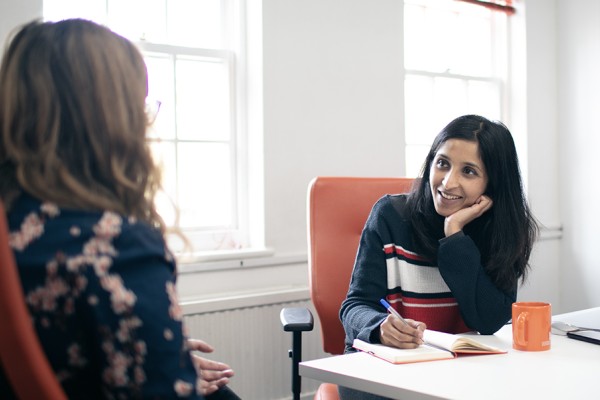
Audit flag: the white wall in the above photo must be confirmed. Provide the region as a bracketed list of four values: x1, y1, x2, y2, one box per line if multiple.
[262, 0, 405, 256]
[0, 0, 41, 42]
[557, 0, 600, 312]
[514, 1, 562, 310]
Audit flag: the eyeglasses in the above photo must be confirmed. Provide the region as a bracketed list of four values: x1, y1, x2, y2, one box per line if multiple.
[145, 99, 162, 124]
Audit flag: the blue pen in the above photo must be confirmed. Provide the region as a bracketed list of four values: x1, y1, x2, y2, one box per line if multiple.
[380, 298, 410, 326]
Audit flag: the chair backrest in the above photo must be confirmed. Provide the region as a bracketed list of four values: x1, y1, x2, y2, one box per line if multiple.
[307, 176, 415, 355]
[0, 200, 67, 400]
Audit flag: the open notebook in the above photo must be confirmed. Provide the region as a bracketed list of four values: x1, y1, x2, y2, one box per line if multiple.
[353, 329, 506, 364]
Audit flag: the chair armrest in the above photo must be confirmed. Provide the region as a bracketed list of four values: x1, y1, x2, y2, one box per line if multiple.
[280, 307, 314, 332]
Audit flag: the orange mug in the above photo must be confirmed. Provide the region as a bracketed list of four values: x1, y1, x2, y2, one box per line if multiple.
[512, 302, 551, 351]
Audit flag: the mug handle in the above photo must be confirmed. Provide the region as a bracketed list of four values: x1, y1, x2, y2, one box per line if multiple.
[515, 312, 529, 347]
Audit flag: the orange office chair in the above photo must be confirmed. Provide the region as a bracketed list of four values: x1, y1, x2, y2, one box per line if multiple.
[281, 176, 415, 400]
[0, 200, 67, 399]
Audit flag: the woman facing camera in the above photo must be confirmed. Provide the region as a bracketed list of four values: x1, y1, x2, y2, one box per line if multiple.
[339, 115, 538, 400]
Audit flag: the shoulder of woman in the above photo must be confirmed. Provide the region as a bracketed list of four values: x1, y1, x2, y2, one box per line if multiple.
[375, 193, 409, 218]
[365, 194, 411, 230]
[113, 215, 168, 253]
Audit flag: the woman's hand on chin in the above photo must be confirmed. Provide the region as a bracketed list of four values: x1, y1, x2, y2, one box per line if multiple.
[444, 195, 493, 236]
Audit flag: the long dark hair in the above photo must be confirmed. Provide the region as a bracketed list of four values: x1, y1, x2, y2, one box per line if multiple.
[406, 115, 538, 292]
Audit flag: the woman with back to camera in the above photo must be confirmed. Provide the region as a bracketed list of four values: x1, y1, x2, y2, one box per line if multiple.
[0, 19, 239, 399]
[338, 115, 538, 400]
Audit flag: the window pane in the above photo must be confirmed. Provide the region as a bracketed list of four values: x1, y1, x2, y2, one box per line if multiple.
[405, 74, 437, 146]
[145, 53, 176, 140]
[454, 12, 493, 76]
[404, 0, 506, 177]
[467, 80, 501, 120]
[43, 0, 253, 253]
[406, 145, 429, 178]
[432, 77, 468, 126]
[108, 0, 166, 42]
[43, 0, 106, 22]
[168, 0, 223, 48]
[150, 141, 178, 226]
[176, 57, 231, 141]
[406, 75, 470, 146]
[404, 0, 493, 76]
[177, 142, 233, 229]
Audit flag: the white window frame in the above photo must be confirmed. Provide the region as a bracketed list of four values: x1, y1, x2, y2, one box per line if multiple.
[43, 0, 267, 265]
[403, 0, 510, 177]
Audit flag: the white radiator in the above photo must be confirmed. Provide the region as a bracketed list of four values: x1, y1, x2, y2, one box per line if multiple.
[183, 294, 330, 400]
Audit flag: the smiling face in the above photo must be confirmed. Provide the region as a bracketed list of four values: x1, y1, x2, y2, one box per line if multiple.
[429, 139, 488, 217]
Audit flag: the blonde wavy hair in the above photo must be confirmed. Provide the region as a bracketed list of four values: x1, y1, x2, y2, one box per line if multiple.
[0, 19, 165, 233]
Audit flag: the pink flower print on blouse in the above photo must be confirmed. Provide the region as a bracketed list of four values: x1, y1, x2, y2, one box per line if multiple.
[40, 202, 60, 218]
[100, 275, 137, 314]
[63, 297, 75, 315]
[66, 254, 93, 273]
[94, 212, 122, 240]
[174, 380, 194, 397]
[93, 255, 113, 276]
[133, 340, 147, 364]
[9, 212, 44, 251]
[115, 316, 143, 343]
[88, 295, 99, 306]
[75, 212, 120, 264]
[69, 225, 81, 237]
[46, 259, 59, 276]
[26, 275, 70, 313]
[67, 343, 87, 367]
[103, 350, 132, 387]
[134, 365, 146, 385]
[83, 238, 117, 259]
[165, 246, 175, 263]
[166, 282, 183, 321]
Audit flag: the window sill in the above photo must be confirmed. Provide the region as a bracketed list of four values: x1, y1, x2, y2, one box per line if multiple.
[179, 285, 310, 315]
[175, 250, 310, 302]
[176, 248, 307, 273]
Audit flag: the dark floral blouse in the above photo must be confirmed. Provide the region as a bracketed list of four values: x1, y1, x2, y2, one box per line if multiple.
[2, 193, 203, 399]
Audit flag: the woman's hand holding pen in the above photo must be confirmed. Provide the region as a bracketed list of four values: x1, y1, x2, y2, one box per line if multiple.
[379, 315, 426, 349]
[379, 298, 426, 349]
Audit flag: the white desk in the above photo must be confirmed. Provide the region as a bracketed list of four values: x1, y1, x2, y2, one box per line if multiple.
[300, 307, 600, 400]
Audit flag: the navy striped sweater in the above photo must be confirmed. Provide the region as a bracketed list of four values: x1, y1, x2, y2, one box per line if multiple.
[340, 194, 516, 352]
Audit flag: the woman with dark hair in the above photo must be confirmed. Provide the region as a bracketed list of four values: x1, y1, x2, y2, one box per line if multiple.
[0, 19, 239, 399]
[339, 115, 538, 399]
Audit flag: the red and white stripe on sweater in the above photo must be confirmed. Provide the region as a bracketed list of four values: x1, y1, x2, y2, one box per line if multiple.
[384, 244, 470, 333]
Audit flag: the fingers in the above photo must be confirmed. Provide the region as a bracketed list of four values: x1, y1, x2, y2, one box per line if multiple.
[198, 366, 235, 382]
[379, 315, 426, 349]
[192, 354, 235, 396]
[199, 376, 231, 396]
[188, 340, 235, 396]
[444, 195, 494, 236]
[477, 195, 493, 213]
[192, 355, 233, 374]
[469, 195, 493, 217]
[188, 338, 214, 353]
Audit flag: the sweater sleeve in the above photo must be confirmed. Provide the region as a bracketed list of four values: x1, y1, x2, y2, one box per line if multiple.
[339, 197, 391, 352]
[437, 232, 516, 334]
